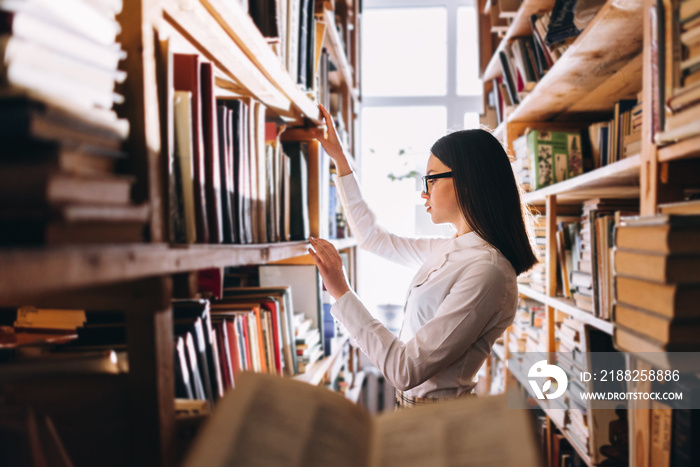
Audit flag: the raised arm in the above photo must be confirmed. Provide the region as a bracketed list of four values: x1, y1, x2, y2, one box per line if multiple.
[312, 104, 445, 268]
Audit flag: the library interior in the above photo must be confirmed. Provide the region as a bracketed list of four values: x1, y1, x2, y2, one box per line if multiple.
[1, 0, 699, 465]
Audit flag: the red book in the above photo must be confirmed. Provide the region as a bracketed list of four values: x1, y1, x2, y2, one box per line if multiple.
[173, 53, 209, 243]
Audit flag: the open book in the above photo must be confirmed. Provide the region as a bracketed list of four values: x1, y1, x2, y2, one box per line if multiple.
[183, 372, 541, 467]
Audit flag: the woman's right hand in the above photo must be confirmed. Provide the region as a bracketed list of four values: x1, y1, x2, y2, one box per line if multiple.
[313, 104, 352, 176]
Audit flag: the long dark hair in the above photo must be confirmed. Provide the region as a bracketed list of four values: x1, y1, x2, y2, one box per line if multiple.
[430, 129, 537, 275]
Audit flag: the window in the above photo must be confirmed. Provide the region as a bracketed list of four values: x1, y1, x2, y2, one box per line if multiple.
[358, 0, 482, 316]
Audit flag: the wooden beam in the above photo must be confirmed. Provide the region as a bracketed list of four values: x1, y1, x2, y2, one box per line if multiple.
[125, 277, 175, 467]
[118, 0, 165, 242]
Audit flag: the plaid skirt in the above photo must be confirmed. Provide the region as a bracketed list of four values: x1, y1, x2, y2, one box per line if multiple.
[395, 389, 476, 410]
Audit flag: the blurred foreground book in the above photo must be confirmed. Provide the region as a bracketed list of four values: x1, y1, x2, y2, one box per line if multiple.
[183, 372, 541, 467]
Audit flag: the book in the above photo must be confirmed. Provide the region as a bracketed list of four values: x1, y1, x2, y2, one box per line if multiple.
[0, 96, 128, 151]
[282, 141, 311, 241]
[0, 36, 125, 111]
[173, 91, 197, 243]
[200, 62, 223, 244]
[613, 249, 700, 282]
[173, 53, 209, 243]
[182, 372, 541, 467]
[0, 0, 123, 47]
[615, 215, 700, 253]
[527, 129, 584, 190]
[615, 275, 700, 318]
[0, 168, 133, 207]
[614, 302, 700, 344]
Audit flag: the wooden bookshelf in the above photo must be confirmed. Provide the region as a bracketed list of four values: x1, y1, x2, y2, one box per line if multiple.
[518, 285, 615, 336]
[0, 0, 363, 464]
[522, 154, 641, 204]
[508, 364, 594, 467]
[507, 0, 643, 122]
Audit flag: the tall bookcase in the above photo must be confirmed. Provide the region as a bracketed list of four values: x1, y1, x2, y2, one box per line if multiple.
[0, 0, 361, 465]
[476, 0, 699, 465]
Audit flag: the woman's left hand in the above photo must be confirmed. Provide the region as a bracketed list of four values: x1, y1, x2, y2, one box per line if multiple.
[308, 237, 351, 300]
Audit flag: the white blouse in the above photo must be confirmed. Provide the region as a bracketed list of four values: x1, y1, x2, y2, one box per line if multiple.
[331, 172, 519, 398]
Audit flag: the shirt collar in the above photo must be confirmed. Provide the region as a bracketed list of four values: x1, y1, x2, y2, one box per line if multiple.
[449, 231, 488, 251]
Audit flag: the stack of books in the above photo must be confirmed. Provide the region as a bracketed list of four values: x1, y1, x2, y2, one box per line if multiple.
[0, 0, 145, 246]
[656, 0, 700, 144]
[613, 214, 700, 353]
[574, 198, 638, 319]
[587, 99, 642, 169]
[293, 312, 323, 372]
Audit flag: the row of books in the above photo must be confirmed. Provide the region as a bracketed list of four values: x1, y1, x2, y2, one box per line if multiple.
[655, 0, 700, 144]
[168, 52, 316, 244]
[247, 0, 321, 92]
[613, 214, 700, 354]
[0, 0, 148, 246]
[509, 101, 641, 193]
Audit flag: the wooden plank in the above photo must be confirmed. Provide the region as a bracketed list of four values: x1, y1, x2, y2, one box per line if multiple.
[202, 0, 319, 121]
[658, 134, 700, 162]
[118, 0, 165, 242]
[566, 52, 643, 114]
[162, 0, 291, 113]
[482, 0, 556, 81]
[125, 277, 175, 467]
[498, 0, 520, 18]
[324, 8, 355, 91]
[508, 0, 644, 122]
[523, 155, 641, 204]
[545, 196, 557, 354]
[0, 242, 335, 305]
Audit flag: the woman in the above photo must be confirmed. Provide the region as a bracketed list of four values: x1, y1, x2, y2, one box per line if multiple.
[309, 105, 537, 408]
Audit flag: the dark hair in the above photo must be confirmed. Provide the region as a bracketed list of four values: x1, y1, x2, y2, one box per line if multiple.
[430, 129, 537, 275]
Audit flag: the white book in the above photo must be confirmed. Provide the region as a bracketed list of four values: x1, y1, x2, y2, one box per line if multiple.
[174, 91, 197, 243]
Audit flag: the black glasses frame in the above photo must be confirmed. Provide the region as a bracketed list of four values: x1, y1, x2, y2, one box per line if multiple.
[422, 171, 453, 195]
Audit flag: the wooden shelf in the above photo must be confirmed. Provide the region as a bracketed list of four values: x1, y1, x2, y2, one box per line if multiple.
[0, 239, 357, 305]
[506, 0, 643, 122]
[483, 0, 556, 81]
[517, 284, 549, 304]
[486, 0, 644, 122]
[522, 154, 641, 204]
[324, 8, 355, 93]
[518, 285, 614, 335]
[163, 0, 319, 122]
[547, 297, 614, 335]
[658, 134, 700, 162]
[293, 335, 349, 385]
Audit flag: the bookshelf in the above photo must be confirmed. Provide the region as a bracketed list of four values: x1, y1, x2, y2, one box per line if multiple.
[0, 0, 362, 465]
[478, 0, 700, 464]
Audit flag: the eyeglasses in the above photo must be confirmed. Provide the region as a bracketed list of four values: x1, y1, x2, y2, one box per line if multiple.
[421, 171, 453, 195]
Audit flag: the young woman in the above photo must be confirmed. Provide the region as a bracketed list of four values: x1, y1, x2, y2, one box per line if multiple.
[309, 105, 537, 408]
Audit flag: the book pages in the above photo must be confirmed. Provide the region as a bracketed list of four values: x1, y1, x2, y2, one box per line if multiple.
[371, 393, 540, 467]
[183, 372, 372, 467]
